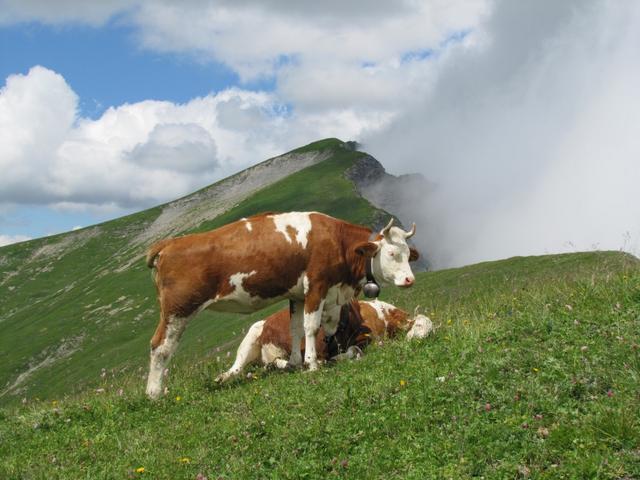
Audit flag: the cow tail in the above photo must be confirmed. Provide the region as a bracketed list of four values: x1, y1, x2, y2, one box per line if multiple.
[146, 240, 169, 269]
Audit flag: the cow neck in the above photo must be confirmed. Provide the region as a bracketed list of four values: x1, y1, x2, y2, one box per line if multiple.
[342, 225, 373, 288]
[361, 229, 383, 298]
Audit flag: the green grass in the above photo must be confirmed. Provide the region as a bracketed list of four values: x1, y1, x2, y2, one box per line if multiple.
[0, 139, 382, 408]
[2, 251, 639, 479]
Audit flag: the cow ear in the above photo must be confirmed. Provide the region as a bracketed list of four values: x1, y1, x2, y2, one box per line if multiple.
[354, 241, 379, 258]
[409, 247, 420, 262]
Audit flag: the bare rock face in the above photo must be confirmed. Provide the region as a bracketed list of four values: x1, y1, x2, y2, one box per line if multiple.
[345, 154, 433, 271]
[131, 150, 332, 247]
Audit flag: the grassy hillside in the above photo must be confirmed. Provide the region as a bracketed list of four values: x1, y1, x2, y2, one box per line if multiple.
[1, 251, 639, 479]
[0, 138, 386, 407]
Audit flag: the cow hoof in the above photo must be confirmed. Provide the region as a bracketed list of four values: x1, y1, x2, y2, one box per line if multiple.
[284, 362, 301, 371]
[305, 362, 320, 372]
[146, 388, 162, 400]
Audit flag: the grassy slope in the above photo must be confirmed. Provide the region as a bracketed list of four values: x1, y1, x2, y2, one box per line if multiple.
[1, 251, 639, 479]
[0, 139, 383, 407]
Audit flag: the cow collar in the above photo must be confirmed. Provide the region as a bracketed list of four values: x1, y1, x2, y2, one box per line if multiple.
[363, 255, 381, 298]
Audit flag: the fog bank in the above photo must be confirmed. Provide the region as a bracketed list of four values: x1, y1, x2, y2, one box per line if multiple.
[365, 0, 640, 268]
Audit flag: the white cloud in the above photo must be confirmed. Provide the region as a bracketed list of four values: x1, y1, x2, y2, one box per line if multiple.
[0, 1, 487, 118]
[0, 66, 380, 212]
[0, 234, 31, 247]
[126, 123, 218, 174]
[128, 0, 487, 122]
[0, 66, 77, 204]
[0, 0, 135, 26]
[365, 0, 640, 267]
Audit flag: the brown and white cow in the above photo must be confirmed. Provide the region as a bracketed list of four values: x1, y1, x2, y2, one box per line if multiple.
[216, 299, 433, 382]
[145, 211, 418, 398]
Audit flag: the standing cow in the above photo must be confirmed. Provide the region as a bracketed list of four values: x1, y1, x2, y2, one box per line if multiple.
[145, 211, 417, 399]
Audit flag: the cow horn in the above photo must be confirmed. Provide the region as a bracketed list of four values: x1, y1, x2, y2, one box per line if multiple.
[403, 223, 416, 239]
[381, 218, 394, 237]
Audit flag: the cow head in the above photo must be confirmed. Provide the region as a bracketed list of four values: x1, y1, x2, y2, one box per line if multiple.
[355, 219, 417, 288]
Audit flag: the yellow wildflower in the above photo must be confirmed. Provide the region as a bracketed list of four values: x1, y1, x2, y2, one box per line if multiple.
[400, 379, 407, 387]
[179, 457, 191, 464]
[175, 396, 182, 402]
[135, 467, 145, 474]
[533, 367, 539, 373]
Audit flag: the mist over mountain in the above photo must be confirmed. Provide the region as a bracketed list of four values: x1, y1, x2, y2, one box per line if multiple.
[364, 0, 640, 269]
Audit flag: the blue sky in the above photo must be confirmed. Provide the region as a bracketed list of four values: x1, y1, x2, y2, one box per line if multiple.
[0, 21, 255, 115]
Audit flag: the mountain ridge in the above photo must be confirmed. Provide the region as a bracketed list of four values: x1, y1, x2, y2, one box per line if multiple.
[0, 138, 414, 405]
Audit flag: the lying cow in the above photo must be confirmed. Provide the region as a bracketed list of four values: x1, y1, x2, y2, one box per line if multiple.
[216, 299, 432, 382]
[145, 211, 418, 399]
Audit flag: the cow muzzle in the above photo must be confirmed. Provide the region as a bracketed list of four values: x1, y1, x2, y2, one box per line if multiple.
[396, 276, 415, 288]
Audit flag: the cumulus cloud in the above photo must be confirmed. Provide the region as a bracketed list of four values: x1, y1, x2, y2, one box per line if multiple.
[126, 123, 218, 174]
[0, 67, 217, 209]
[0, 66, 77, 204]
[365, 0, 640, 268]
[0, 66, 381, 213]
[0, 0, 486, 114]
[131, 0, 486, 117]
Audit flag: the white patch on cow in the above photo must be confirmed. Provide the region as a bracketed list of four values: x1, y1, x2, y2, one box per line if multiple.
[321, 283, 356, 335]
[407, 314, 433, 340]
[261, 343, 288, 365]
[241, 218, 252, 232]
[273, 358, 290, 369]
[269, 212, 312, 248]
[321, 304, 341, 335]
[324, 283, 356, 307]
[210, 270, 271, 312]
[367, 300, 398, 327]
[372, 226, 416, 287]
[146, 315, 188, 399]
[303, 300, 325, 371]
[228, 271, 256, 298]
[216, 320, 264, 383]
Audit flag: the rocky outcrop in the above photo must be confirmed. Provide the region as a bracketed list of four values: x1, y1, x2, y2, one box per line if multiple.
[132, 149, 332, 248]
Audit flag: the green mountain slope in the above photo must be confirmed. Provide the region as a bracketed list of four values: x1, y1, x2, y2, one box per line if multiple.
[0, 139, 387, 406]
[2, 251, 639, 478]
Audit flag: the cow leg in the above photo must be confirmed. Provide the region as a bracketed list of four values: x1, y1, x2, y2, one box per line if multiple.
[216, 320, 265, 383]
[288, 300, 304, 368]
[303, 298, 325, 371]
[146, 314, 189, 399]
